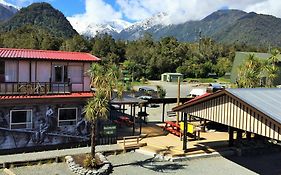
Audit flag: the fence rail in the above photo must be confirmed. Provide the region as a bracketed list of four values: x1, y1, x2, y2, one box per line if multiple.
[0, 82, 72, 95]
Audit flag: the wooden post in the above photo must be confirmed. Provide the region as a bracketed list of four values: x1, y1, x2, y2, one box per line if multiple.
[162, 103, 166, 122]
[203, 119, 207, 132]
[183, 113, 188, 153]
[176, 77, 180, 125]
[133, 104, 136, 136]
[246, 132, 251, 140]
[139, 105, 142, 134]
[228, 127, 234, 147]
[237, 130, 243, 140]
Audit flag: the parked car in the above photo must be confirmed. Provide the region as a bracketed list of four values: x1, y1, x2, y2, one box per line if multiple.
[138, 87, 156, 93]
[137, 96, 159, 108]
[137, 95, 152, 100]
[138, 87, 157, 97]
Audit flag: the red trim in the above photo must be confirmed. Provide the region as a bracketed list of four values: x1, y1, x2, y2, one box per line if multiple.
[0, 92, 93, 100]
[0, 48, 100, 62]
[185, 93, 212, 104]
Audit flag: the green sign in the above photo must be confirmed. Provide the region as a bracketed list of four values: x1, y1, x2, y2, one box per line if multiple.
[103, 125, 116, 135]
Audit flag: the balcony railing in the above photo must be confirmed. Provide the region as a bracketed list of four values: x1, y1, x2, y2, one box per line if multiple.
[0, 82, 72, 95]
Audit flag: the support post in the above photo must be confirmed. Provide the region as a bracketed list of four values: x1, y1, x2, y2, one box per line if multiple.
[176, 77, 180, 125]
[139, 106, 143, 134]
[183, 113, 188, 153]
[133, 104, 136, 136]
[203, 119, 207, 132]
[228, 126, 234, 147]
[162, 103, 166, 122]
[130, 104, 133, 116]
[246, 132, 251, 140]
[237, 130, 243, 140]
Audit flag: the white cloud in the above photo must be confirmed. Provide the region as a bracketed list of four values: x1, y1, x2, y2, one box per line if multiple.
[245, 0, 281, 17]
[68, 0, 124, 34]
[116, 0, 279, 24]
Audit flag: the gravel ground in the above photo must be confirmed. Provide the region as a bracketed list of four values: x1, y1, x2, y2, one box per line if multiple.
[107, 152, 256, 175]
[10, 163, 76, 175]
[7, 152, 281, 175]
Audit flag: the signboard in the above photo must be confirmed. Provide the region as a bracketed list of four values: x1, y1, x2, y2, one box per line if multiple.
[103, 125, 117, 135]
[180, 122, 194, 133]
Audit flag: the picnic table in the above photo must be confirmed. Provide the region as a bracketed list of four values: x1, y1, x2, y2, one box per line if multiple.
[163, 121, 181, 137]
[163, 121, 201, 139]
[113, 116, 133, 127]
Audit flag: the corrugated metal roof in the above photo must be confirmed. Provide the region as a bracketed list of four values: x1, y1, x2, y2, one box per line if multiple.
[0, 48, 100, 62]
[226, 88, 281, 123]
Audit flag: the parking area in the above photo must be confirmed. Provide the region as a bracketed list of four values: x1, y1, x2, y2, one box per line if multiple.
[7, 151, 281, 175]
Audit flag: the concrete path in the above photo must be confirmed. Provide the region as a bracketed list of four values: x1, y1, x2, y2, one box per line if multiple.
[0, 144, 123, 165]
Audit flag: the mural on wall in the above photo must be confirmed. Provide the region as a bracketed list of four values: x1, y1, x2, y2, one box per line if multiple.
[0, 104, 90, 151]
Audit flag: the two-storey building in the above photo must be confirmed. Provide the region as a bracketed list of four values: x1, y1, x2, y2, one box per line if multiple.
[0, 48, 99, 152]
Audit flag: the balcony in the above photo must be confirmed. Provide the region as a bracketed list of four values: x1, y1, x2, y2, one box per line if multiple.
[0, 82, 72, 95]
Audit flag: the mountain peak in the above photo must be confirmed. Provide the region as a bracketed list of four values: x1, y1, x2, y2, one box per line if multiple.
[203, 9, 247, 22]
[2, 2, 77, 38]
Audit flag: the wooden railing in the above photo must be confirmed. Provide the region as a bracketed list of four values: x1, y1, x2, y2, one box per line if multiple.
[0, 81, 72, 95]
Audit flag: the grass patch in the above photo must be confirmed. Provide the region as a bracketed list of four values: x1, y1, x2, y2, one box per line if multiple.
[185, 77, 231, 84]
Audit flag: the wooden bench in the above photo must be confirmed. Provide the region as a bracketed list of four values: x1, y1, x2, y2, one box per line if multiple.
[123, 136, 147, 151]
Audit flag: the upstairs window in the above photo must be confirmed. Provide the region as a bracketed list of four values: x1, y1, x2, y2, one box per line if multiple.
[0, 61, 4, 82]
[53, 65, 68, 82]
[10, 110, 32, 129]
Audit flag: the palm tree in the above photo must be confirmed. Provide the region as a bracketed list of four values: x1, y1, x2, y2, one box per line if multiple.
[84, 63, 124, 158]
[84, 90, 109, 157]
[237, 54, 262, 88]
[264, 49, 280, 87]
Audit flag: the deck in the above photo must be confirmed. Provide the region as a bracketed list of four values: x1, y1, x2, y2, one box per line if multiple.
[0, 82, 71, 95]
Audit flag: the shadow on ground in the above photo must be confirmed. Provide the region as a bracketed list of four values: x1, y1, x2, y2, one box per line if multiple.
[113, 156, 187, 173]
[224, 152, 281, 175]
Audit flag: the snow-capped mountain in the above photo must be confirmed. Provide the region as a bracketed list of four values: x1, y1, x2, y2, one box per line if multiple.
[0, 2, 19, 21]
[68, 17, 132, 37]
[116, 12, 169, 40]
[125, 12, 168, 32]
[0, 0, 20, 12]
[68, 12, 168, 38]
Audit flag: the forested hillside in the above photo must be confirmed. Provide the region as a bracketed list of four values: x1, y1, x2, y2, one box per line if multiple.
[0, 2, 77, 38]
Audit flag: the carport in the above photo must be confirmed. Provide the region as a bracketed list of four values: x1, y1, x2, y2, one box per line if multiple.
[173, 88, 281, 150]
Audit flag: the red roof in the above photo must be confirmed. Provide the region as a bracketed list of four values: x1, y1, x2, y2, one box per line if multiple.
[0, 48, 100, 62]
[0, 92, 93, 100]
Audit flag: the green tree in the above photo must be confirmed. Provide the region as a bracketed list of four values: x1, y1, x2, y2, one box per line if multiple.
[237, 54, 263, 87]
[60, 35, 90, 52]
[84, 63, 124, 158]
[264, 49, 280, 87]
[214, 57, 232, 77]
[156, 85, 166, 98]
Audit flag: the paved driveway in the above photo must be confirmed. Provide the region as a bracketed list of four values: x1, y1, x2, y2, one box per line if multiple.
[7, 152, 281, 175]
[108, 152, 257, 175]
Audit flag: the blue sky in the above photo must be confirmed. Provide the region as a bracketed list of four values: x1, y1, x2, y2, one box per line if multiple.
[2, 0, 281, 25]
[5, 0, 86, 16]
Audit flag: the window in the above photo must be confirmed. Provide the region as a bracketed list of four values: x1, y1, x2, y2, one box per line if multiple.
[0, 61, 4, 82]
[10, 110, 32, 129]
[53, 65, 68, 82]
[58, 108, 77, 126]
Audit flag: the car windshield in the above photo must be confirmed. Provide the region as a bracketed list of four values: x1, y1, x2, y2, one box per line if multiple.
[139, 87, 155, 91]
